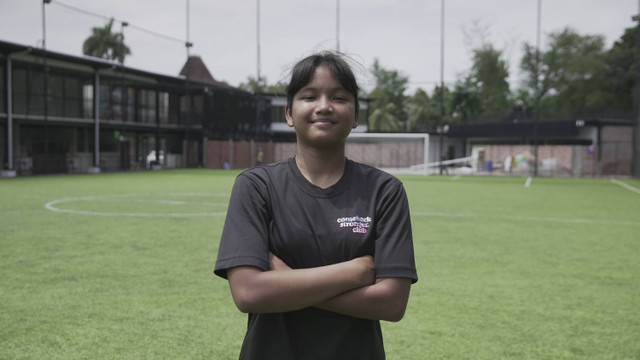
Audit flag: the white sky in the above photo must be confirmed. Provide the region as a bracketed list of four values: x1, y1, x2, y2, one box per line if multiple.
[0, 0, 637, 94]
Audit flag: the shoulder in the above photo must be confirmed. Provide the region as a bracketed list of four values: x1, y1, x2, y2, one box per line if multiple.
[349, 159, 404, 188]
[236, 158, 292, 185]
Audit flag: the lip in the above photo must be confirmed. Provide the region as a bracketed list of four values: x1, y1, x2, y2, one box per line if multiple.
[311, 119, 335, 125]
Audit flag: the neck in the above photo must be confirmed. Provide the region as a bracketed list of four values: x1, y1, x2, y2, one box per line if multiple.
[295, 143, 346, 189]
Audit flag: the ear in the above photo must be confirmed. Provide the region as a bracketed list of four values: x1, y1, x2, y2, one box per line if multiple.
[285, 105, 294, 127]
[352, 109, 359, 129]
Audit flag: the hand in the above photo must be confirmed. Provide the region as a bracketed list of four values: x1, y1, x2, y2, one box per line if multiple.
[269, 252, 292, 271]
[351, 255, 375, 287]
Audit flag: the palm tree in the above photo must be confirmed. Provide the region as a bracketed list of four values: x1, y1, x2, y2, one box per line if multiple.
[82, 18, 131, 63]
[369, 103, 403, 132]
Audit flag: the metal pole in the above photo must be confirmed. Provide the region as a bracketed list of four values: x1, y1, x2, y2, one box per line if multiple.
[336, 0, 340, 52]
[93, 71, 100, 170]
[42, 0, 50, 160]
[533, 0, 541, 177]
[257, 0, 261, 84]
[438, 0, 445, 174]
[6, 58, 12, 171]
[632, 0, 640, 178]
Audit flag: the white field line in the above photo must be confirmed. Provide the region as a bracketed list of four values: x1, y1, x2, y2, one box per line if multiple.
[44, 193, 229, 217]
[413, 211, 640, 226]
[524, 177, 532, 188]
[610, 178, 640, 195]
[451, 175, 461, 180]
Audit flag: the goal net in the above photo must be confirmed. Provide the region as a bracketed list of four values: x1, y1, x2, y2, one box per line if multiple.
[345, 133, 430, 174]
[346, 133, 478, 175]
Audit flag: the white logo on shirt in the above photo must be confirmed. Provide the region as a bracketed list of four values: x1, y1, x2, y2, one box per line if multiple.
[336, 216, 372, 234]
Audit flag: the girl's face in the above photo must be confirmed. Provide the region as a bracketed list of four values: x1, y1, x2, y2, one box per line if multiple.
[285, 65, 358, 149]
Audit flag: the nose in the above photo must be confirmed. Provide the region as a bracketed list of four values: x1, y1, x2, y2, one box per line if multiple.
[315, 95, 333, 113]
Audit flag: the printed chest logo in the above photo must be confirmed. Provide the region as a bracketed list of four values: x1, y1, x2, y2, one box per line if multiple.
[336, 216, 372, 234]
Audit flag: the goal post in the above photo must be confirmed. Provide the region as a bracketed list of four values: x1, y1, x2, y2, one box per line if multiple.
[345, 133, 430, 174]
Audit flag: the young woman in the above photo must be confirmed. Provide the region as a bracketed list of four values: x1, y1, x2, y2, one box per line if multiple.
[214, 52, 418, 360]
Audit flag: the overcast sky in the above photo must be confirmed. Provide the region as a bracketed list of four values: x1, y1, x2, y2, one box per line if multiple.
[0, 0, 638, 94]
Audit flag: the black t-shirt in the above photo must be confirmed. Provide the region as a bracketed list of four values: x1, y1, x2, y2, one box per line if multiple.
[215, 157, 417, 360]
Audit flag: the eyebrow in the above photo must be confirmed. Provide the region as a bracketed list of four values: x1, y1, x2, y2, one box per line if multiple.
[298, 86, 350, 93]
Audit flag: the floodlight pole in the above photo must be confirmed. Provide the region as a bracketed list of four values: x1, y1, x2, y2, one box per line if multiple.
[632, 1, 640, 179]
[533, 0, 541, 177]
[257, 0, 261, 85]
[438, 0, 445, 175]
[336, 0, 340, 52]
[42, 0, 51, 159]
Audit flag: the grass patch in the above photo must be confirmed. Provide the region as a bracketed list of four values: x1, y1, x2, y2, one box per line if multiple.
[1, 171, 639, 359]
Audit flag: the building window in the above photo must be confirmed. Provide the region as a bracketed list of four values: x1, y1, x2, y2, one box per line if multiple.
[159, 92, 169, 123]
[0, 64, 4, 114]
[12, 68, 27, 114]
[83, 84, 93, 118]
[138, 89, 156, 123]
[64, 76, 82, 118]
[48, 73, 64, 117]
[180, 94, 203, 124]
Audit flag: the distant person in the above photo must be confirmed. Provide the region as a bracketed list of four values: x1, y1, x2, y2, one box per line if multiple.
[214, 51, 418, 360]
[255, 146, 263, 166]
[440, 155, 449, 175]
[504, 155, 513, 174]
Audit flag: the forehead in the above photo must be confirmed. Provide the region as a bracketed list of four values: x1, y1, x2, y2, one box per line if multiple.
[301, 65, 344, 89]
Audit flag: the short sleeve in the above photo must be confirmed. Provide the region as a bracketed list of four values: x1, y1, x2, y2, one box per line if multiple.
[214, 172, 271, 279]
[373, 182, 418, 283]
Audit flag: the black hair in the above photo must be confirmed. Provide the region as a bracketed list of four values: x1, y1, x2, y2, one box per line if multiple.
[286, 52, 360, 113]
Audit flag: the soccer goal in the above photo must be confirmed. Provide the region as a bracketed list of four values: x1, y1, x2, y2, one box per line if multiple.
[346, 133, 478, 175]
[345, 133, 430, 174]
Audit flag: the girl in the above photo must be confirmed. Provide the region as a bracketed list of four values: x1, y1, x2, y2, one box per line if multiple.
[215, 52, 417, 360]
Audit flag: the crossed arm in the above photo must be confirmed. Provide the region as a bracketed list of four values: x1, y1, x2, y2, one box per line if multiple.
[226, 254, 411, 322]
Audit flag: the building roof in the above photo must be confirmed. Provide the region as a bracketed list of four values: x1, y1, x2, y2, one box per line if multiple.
[179, 55, 233, 88]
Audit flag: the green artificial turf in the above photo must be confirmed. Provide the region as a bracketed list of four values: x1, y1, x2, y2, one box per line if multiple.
[1, 171, 639, 359]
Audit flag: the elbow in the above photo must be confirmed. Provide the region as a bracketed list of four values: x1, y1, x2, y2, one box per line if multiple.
[232, 291, 260, 314]
[383, 304, 407, 322]
[376, 296, 408, 322]
[230, 285, 262, 313]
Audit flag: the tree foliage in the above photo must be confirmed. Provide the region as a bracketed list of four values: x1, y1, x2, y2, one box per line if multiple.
[449, 44, 512, 124]
[520, 28, 608, 116]
[82, 18, 131, 63]
[367, 59, 408, 132]
[238, 76, 285, 94]
[601, 24, 638, 112]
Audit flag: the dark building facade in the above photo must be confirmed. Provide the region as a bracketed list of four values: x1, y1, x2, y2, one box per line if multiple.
[0, 40, 256, 176]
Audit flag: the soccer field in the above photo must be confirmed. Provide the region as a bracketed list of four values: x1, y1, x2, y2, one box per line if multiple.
[1, 170, 639, 359]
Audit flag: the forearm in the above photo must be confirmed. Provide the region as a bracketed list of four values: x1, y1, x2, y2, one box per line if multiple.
[227, 257, 374, 314]
[315, 277, 412, 322]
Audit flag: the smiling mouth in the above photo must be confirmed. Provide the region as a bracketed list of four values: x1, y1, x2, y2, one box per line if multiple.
[312, 119, 335, 125]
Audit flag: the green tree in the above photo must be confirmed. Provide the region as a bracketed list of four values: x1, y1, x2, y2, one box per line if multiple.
[601, 24, 638, 112]
[369, 102, 403, 132]
[520, 28, 608, 116]
[82, 18, 131, 63]
[367, 59, 408, 131]
[449, 43, 511, 123]
[239, 76, 285, 94]
[407, 88, 440, 131]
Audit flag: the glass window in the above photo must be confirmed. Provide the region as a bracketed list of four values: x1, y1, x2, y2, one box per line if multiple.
[99, 84, 111, 119]
[168, 93, 180, 124]
[159, 92, 169, 123]
[48, 73, 64, 117]
[12, 69, 27, 114]
[64, 76, 82, 118]
[126, 87, 134, 121]
[0, 64, 4, 113]
[111, 86, 123, 120]
[138, 89, 156, 123]
[29, 71, 45, 116]
[83, 84, 93, 118]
